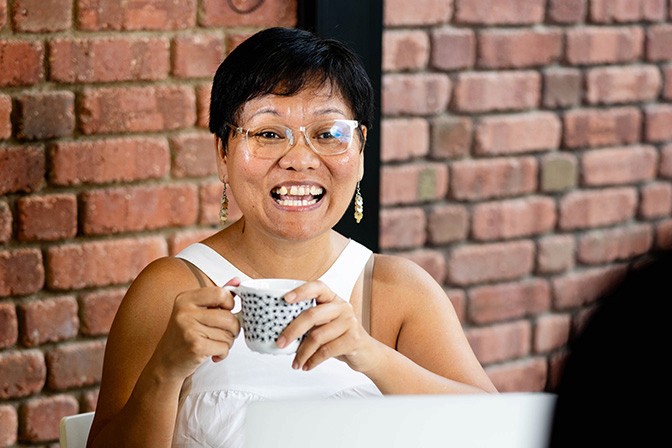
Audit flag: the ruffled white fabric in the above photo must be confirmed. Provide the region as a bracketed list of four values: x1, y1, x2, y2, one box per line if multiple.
[172, 240, 382, 448]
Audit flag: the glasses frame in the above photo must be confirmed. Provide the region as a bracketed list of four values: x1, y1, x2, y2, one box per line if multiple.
[224, 119, 364, 158]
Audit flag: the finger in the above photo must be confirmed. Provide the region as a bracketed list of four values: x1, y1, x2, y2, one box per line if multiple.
[177, 286, 237, 311]
[278, 301, 343, 346]
[292, 317, 351, 370]
[193, 308, 241, 338]
[283, 280, 339, 305]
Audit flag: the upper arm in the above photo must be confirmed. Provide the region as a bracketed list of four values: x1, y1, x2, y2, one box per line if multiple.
[91, 257, 200, 429]
[371, 255, 496, 392]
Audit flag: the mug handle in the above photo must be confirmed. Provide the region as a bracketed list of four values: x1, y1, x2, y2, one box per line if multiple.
[222, 285, 244, 324]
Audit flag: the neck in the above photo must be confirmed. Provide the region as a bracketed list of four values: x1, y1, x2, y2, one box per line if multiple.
[215, 218, 348, 281]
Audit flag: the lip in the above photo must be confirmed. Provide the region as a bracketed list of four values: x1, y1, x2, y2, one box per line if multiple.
[270, 181, 325, 210]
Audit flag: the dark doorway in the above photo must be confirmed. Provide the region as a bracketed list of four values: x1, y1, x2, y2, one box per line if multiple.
[298, 0, 383, 252]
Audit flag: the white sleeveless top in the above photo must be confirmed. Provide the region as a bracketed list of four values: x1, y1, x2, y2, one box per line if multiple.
[172, 240, 382, 448]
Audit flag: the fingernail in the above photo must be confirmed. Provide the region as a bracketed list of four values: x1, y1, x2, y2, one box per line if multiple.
[292, 361, 299, 370]
[276, 336, 286, 348]
[284, 292, 296, 302]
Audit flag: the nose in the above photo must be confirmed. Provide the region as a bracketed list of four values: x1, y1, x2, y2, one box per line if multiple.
[278, 128, 320, 170]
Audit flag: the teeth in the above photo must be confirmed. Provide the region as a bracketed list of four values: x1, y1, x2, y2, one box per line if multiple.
[275, 198, 319, 206]
[274, 185, 323, 196]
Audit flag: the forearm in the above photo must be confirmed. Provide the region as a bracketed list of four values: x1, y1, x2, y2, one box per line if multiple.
[363, 343, 496, 395]
[87, 358, 184, 448]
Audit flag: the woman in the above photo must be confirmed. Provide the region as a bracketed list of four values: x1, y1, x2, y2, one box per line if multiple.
[87, 27, 497, 448]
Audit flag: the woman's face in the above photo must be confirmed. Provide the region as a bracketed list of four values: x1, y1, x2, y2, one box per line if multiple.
[217, 84, 365, 241]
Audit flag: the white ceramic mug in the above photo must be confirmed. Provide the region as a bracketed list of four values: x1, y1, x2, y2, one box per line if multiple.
[225, 279, 315, 355]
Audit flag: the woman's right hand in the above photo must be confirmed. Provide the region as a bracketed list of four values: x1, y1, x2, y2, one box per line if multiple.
[151, 278, 241, 381]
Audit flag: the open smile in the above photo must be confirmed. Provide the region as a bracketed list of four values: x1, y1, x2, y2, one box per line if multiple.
[271, 184, 325, 207]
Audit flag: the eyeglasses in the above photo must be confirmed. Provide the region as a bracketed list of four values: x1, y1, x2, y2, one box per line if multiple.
[224, 119, 363, 159]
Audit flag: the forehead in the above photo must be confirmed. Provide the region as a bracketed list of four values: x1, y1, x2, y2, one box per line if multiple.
[238, 84, 352, 122]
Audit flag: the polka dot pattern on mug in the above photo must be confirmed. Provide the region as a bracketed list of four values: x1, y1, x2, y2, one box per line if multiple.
[241, 293, 314, 344]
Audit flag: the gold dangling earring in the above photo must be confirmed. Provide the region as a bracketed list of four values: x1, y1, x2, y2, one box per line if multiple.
[220, 183, 229, 224]
[354, 182, 363, 224]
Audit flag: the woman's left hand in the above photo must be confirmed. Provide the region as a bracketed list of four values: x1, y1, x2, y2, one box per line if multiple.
[277, 280, 379, 372]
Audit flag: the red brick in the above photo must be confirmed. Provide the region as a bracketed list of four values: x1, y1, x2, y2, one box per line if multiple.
[478, 29, 562, 69]
[590, 0, 667, 22]
[382, 73, 451, 115]
[200, 180, 242, 225]
[20, 394, 78, 442]
[0, 2, 5, 29]
[431, 27, 475, 70]
[454, 0, 544, 25]
[170, 132, 218, 178]
[0, 249, 44, 297]
[200, 0, 296, 27]
[383, 30, 430, 71]
[453, 71, 540, 113]
[548, 0, 587, 23]
[18, 297, 78, 347]
[537, 235, 576, 274]
[172, 33, 224, 79]
[427, 204, 468, 244]
[0, 93, 11, 139]
[466, 320, 531, 364]
[225, 31, 255, 53]
[79, 86, 196, 134]
[559, 187, 637, 230]
[0, 350, 45, 399]
[0, 404, 18, 446]
[196, 83, 211, 129]
[79, 288, 125, 336]
[380, 118, 429, 162]
[587, 65, 661, 105]
[168, 229, 217, 255]
[77, 0, 196, 30]
[563, 107, 641, 149]
[379, 207, 426, 249]
[50, 137, 170, 186]
[46, 237, 167, 290]
[552, 265, 627, 309]
[15, 92, 75, 140]
[446, 288, 466, 323]
[656, 218, 672, 249]
[82, 389, 99, 412]
[535, 314, 571, 353]
[645, 104, 672, 142]
[486, 358, 547, 392]
[647, 24, 672, 61]
[662, 144, 672, 178]
[430, 116, 472, 159]
[46, 341, 105, 390]
[450, 157, 537, 201]
[475, 112, 561, 155]
[82, 184, 198, 235]
[664, 65, 672, 100]
[50, 36, 170, 83]
[384, 0, 452, 25]
[640, 182, 672, 218]
[0, 302, 17, 349]
[472, 196, 556, 241]
[447, 240, 534, 285]
[0, 40, 44, 87]
[0, 201, 11, 243]
[380, 163, 448, 205]
[578, 224, 653, 265]
[469, 279, 550, 324]
[582, 145, 658, 186]
[543, 68, 582, 108]
[566, 27, 643, 65]
[395, 249, 446, 284]
[12, 0, 71, 32]
[17, 194, 77, 242]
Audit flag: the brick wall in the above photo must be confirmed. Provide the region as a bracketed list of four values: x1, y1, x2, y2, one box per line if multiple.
[381, 0, 672, 394]
[0, 0, 671, 446]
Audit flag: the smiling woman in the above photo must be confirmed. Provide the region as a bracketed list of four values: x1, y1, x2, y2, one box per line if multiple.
[84, 26, 496, 448]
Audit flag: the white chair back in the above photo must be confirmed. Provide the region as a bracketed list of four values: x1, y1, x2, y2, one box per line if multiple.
[59, 411, 95, 448]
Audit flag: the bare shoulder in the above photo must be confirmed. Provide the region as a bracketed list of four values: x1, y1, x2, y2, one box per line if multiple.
[372, 253, 446, 303]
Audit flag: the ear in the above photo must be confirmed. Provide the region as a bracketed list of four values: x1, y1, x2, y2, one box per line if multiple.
[214, 135, 228, 183]
[357, 126, 367, 181]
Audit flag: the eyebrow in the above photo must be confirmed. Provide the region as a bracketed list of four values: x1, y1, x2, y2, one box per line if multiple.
[248, 106, 349, 121]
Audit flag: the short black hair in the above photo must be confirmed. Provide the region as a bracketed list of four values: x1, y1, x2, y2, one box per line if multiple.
[209, 27, 374, 148]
